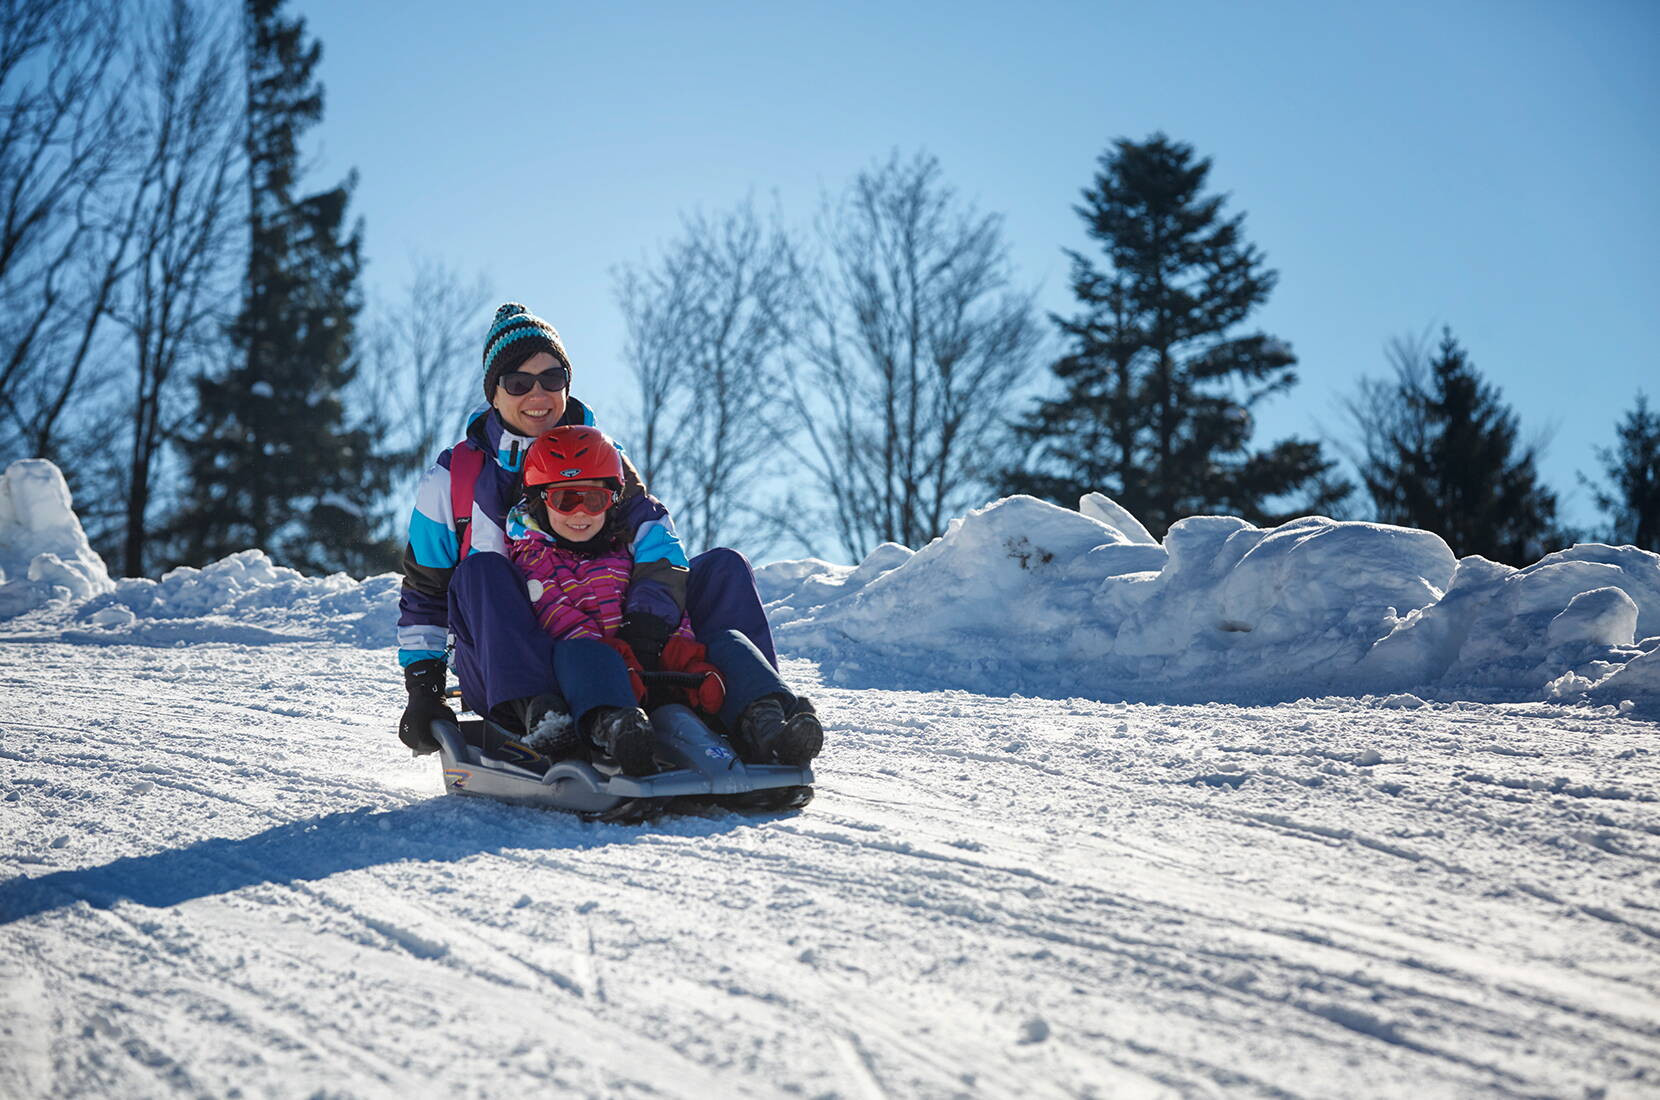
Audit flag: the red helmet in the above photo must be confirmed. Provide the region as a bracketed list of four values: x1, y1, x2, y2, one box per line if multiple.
[523, 426, 624, 489]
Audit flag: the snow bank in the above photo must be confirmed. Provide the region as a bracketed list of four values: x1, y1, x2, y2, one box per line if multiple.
[71, 550, 401, 647]
[0, 460, 397, 647]
[6, 455, 1658, 711]
[0, 459, 113, 618]
[766, 494, 1660, 710]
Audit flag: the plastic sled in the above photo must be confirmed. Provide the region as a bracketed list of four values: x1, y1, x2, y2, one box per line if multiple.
[430, 703, 814, 820]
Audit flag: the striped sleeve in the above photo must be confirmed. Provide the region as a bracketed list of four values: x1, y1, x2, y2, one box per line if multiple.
[397, 455, 459, 666]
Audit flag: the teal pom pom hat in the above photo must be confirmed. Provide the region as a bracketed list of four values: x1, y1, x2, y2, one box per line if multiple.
[482, 302, 570, 401]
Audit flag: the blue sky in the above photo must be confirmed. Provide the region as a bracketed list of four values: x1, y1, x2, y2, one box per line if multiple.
[303, 0, 1658, 542]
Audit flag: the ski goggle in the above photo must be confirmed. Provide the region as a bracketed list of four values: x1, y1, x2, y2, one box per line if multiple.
[542, 486, 615, 515]
[498, 366, 570, 396]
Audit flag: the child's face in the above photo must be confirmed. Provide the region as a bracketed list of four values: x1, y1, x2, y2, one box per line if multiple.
[542, 478, 610, 542]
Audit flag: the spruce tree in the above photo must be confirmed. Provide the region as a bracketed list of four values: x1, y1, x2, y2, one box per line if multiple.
[1586, 393, 1660, 551]
[170, 0, 398, 576]
[1356, 328, 1561, 564]
[1003, 133, 1348, 536]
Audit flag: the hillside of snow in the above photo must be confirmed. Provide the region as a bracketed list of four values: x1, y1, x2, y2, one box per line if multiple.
[3, 458, 1659, 1097]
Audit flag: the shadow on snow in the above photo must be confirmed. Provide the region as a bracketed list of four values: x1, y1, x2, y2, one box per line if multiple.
[0, 796, 763, 925]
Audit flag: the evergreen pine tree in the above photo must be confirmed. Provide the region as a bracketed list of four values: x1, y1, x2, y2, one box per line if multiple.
[1003, 133, 1348, 536]
[1357, 328, 1561, 564]
[1585, 393, 1660, 551]
[169, 0, 398, 576]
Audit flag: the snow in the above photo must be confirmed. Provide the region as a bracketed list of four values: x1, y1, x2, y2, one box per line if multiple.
[0, 460, 113, 618]
[761, 494, 1660, 713]
[3, 461, 1659, 1096]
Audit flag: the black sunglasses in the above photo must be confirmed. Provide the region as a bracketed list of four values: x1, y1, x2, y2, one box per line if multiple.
[498, 366, 570, 396]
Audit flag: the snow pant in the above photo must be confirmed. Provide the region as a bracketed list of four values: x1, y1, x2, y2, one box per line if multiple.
[687, 548, 777, 669]
[704, 628, 795, 731]
[448, 548, 775, 717]
[448, 554, 556, 718]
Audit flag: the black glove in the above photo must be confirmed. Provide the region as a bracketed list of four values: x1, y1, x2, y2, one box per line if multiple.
[398, 658, 454, 755]
[617, 613, 672, 672]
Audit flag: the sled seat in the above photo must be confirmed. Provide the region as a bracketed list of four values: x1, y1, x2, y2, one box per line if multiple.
[430, 703, 814, 817]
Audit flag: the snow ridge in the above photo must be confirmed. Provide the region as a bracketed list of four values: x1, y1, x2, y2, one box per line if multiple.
[761, 495, 1660, 712]
[3, 459, 1658, 712]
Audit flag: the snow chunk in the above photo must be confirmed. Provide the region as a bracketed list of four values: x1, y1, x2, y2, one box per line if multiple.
[1017, 1016, 1051, 1044]
[1079, 492, 1158, 545]
[1589, 648, 1660, 715]
[1546, 587, 1638, 648]
[0, 459, 114, 618]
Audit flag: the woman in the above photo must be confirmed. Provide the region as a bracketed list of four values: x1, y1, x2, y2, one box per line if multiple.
[393, 303, 785, 761]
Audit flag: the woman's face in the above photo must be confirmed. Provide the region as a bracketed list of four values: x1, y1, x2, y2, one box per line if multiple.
[541, 478, 610, 542]
[492, 351, 568, 436]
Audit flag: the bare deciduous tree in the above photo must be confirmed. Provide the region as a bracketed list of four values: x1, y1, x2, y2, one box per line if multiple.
[0, 0, 132, 460]
[618, 201, 797, 556]
[363, 256, 492, 485]
[105, 0, 243, 577]
[786, 152, 1041, 560]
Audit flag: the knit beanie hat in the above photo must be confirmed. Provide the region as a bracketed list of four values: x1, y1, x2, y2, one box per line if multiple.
[482, 302, 570, 401]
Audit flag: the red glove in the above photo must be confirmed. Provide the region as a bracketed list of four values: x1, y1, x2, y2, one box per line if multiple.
[599, 637, 647, 702]
[661, 637, 726, 714]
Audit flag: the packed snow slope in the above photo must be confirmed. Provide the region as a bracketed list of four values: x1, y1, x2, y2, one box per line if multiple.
[2, 459, 1659, 1097]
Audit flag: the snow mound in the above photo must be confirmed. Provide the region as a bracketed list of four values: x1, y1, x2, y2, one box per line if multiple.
[0, 459, 114, 618]
[0, 460, 398, 647]
[768, 492, 1660, 708]
[778, 498, 1122, 670]
[69, 550, 401, 647]
[754, 542, 914, 622]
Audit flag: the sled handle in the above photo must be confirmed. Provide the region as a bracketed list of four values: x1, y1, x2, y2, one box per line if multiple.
[640, 670, 707, 688]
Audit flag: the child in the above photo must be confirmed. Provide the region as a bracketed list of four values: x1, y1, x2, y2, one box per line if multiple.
[505, 426, 823, 775]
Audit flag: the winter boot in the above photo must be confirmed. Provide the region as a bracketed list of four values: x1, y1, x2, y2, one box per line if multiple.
[493, 693, 580, 758]
[737, 696, 823, 767]
[584, 706, 657, 775]
[521, 693, 580, 760]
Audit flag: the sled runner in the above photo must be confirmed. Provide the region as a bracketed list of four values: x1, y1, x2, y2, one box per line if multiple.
[429, 676, 814, 820]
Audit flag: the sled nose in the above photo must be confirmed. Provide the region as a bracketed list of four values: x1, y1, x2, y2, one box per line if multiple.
[648, 704, 751, 793]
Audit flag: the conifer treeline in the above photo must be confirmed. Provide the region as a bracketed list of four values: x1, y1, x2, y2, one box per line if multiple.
[997, 134, 1636, 565]
[169, 0, 397, 577]
[2, 2, 1654, 577]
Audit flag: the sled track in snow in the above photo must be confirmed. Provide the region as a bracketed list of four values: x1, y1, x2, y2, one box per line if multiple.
[3, 642, 1659, 1098]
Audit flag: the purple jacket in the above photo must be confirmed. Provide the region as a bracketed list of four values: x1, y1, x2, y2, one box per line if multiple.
[396, 401, 689, 666]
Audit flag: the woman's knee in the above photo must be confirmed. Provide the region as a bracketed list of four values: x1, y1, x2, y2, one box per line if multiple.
[691, 545, 755, 582]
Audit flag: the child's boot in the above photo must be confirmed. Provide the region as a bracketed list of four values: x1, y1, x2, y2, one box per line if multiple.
[522, 693, 580, 759]
[738, 696, 823, 766]
[585, 706, 656, 775]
